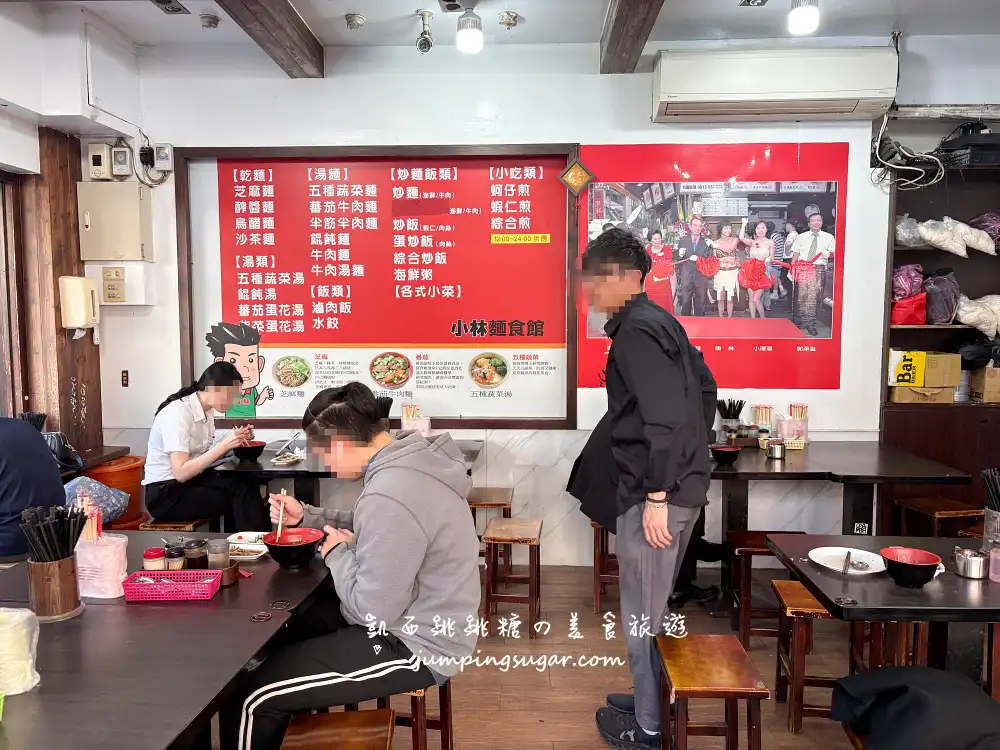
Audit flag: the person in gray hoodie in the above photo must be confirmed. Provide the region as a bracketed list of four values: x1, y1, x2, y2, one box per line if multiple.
[221, 382, 481, 750]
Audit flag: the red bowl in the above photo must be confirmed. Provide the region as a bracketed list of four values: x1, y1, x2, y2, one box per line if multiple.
[264, 528, 324, 546]
[879, 546, 941, 588]
[264, 527, 325, 568]
[879, 547, 941, 566]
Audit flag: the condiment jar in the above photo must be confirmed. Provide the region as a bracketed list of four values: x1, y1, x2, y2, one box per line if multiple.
[142, 547, 166, 571]
[207, 539, 230, 570]
[183, 539, 209, 569]
[165, 547, 186, 570]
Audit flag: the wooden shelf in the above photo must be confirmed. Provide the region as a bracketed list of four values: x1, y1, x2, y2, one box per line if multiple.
[890, 324, 972, 330]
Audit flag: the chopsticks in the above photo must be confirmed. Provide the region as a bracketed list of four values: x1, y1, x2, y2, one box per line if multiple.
[981, 468, 1000, 513]
[716, 399, 745, 420]
[375, 396, 393, 420]
[841, 550, 852, 575]
[17, 412, 47, 431]
[277, 489, 286, 541]
[20, 505, 87, 562]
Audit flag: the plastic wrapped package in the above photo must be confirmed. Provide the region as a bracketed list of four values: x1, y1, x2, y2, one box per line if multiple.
[970, 210, 1000, 244]
[975, 295, 1000, 336]
[895, 214, 923, 247]
[924, 272, 961, 324]
[943, 216, 996, 255]
[892, 264, 924, 300]
[0, 608, 40, 696]
[76, 533, 128, 598]
[891, 292, 927, 326]
[64, 476, 128, 523]
[956, 295, 998, 338]
[917, 220, 968, 257]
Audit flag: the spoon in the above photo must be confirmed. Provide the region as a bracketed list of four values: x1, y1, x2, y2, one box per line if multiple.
[849, 560, 870, 571]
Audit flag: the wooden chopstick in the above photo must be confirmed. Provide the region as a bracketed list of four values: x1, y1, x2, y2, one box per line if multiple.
[277, 488, 286, 540]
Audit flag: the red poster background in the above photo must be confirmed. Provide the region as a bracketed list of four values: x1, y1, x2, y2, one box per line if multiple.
[577, 143, 848, 390]
[217, 156, 568, 347]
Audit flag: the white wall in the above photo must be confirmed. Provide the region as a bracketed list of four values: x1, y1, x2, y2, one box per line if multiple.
[0, 110, 39, 174]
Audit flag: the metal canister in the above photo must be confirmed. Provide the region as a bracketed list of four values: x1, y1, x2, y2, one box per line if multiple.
[954, 547, 989, 579]
[766, 439, 786, 460]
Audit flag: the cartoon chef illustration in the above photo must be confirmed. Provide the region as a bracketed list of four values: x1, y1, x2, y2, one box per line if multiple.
[205, 322, 274, 418]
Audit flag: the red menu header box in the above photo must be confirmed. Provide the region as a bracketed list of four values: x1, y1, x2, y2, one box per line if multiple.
[217, 156, 570, 347]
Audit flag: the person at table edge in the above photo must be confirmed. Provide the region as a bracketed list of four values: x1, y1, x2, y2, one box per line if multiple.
[581, 227, 717, 750]
[220, 382, 480, 750]
[141, 362, 271, 532]
[0, 417, 65, 561]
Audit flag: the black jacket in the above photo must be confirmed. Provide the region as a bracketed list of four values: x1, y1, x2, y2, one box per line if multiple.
[601, 293, 716, 517]
[831, 667, 1000, 750]
[673, 235, 711, 266]
[567, 412, 618, 532]
[0, 418, 65, 558]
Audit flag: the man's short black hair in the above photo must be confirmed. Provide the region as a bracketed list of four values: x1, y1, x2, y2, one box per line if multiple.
[303, 382, 384, 443]
[205, 322, 262, 358]
[602, 222, 615, 232]
[581, 227, 652, 285]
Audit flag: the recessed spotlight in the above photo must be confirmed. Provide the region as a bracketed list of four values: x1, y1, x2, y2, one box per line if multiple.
[788, 0, 820, 35]
[345, 13, 365, 31]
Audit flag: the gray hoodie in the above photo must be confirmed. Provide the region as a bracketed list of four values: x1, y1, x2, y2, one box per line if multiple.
[300, 431, 480, 680]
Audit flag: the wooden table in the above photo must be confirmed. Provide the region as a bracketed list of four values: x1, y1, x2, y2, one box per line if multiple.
[767, 533, 1000, 700]
[216, 438, 484, 505]
[0, 532, 332, 750]
[0, 605, 291, 750]
[0, 531, 330, 612]
[712, 442, 968, 538]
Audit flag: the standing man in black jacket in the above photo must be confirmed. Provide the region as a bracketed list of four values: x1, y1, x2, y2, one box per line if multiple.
[581, 228, 717, 750]
[673, 215, 711, 317]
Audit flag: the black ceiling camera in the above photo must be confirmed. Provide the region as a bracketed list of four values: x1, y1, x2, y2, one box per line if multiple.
[416, 10, 434, 54]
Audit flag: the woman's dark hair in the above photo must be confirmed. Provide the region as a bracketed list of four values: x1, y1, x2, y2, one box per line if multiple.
[581, 227, 652, 285]
[155, 362, 243, 415]
[303, 382, 384, 444]
[648, 229, 662, 242]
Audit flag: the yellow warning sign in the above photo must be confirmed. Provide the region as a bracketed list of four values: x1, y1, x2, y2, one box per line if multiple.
[490, 234, 551, 244]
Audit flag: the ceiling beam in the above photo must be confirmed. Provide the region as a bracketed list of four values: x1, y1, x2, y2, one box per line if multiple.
[599, 0, 666, 74]
[214, 0, 324, 79]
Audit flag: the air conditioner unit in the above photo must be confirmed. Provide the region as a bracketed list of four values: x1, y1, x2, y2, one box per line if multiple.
[652, 47, 897, 123]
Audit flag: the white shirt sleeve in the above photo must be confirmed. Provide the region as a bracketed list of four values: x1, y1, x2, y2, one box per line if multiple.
[160, 406, 194, 455]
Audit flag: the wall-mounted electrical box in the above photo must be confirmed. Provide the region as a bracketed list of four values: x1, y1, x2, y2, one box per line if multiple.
[58, 276, 100, 329]
[83, 261, 155, 305]
[77, 181, 154, 261]
[88, 143, 113, 180]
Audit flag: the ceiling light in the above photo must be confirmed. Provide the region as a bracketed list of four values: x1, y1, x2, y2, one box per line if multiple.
[456, 9, 484, 54]
[787, 0, 819, 36]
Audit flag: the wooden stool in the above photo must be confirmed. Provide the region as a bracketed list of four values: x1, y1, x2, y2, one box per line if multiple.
[281, 708, 394, 749]
[656, 633, 770, 750]
[591, 521, 618, 614]
[772, 580, 837, 733]
[728, 530, 806, 650]
[482, 517, 542, 637]
[375, 682, 453, 750]
[843, 724, 866, 749]
[468, 487, 513, 576]
[896, 496, 984, 537]
[959, 521, 984, 538]
[849, 620, 929, 673]
[138, 518, 220, 533]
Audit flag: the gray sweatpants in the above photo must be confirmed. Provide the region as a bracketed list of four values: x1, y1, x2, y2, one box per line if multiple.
[616, 502, 701, 733]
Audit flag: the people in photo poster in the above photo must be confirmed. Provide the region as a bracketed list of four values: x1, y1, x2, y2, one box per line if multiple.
[584, 181, 838, 340]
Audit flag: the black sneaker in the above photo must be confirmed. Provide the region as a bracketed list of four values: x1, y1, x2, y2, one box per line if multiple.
[595, 707, 660, 749]
[668, 583, 720, 608]
[606, 693, 635, 714]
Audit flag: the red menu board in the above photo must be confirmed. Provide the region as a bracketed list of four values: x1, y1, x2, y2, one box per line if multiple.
[214, 156, 569, 420]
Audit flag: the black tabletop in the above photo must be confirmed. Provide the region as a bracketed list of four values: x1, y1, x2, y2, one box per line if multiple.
[768, 533, 1000, 621]
[0, 531, 331, 611]
[712, 442, 969, 484]
[0, 604, 289, 750]
[215, 438, 484, 479]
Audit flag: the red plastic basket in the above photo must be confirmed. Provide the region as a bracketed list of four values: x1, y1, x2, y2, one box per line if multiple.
[123, 570, 222, 602]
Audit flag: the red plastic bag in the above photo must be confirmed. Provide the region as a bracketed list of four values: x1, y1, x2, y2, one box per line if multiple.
[890, 292, 927, 325]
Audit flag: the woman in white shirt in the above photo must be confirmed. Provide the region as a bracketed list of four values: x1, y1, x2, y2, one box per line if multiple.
[142, 362, 271, 531]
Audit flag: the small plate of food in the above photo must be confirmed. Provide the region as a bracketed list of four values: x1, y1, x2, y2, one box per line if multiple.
[470, 353, 509, 388]
[271, 446, 305, 466]
[228, 532, 266, 545]
[273, 355, 311, 389]
[370, 352, 413, 389]
[228, 543, 269, 561]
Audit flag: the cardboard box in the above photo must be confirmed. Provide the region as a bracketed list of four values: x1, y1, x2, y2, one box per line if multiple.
[887, 351, 961, 387]
[970, 367, 1000, 403]
[889, 386, 956, 404]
